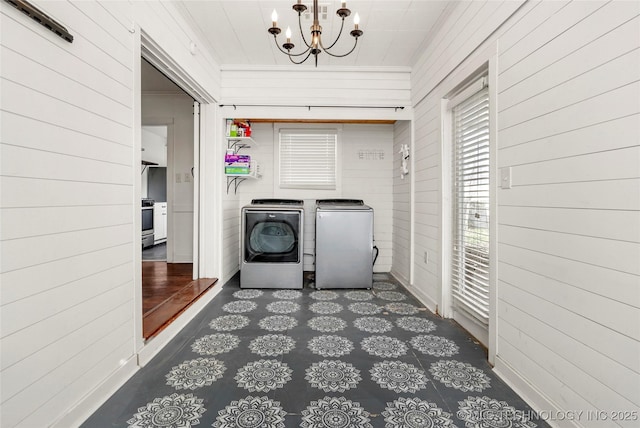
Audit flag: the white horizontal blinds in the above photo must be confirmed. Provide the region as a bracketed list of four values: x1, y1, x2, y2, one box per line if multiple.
[279, 129, 337, 189]
[451, 81, 490, 325]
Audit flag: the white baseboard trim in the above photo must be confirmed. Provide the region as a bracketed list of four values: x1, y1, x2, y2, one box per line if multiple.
[54, 284, 225, 427]
[395, 276, 439, 314]
[52, 355, 139, 428]
[389, 269, 409, 287]
[138, 285, 224, 366]
[493, 356, 576, 428]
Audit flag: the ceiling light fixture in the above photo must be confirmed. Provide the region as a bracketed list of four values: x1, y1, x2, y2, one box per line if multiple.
[268, 0, 363, 67]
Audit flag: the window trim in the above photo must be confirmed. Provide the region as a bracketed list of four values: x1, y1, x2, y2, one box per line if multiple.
[441, 57, 498, 364]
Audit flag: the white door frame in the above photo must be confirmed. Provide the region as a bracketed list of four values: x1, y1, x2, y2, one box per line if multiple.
[440, 50, 498, 365]
[134, 28, 218, 352]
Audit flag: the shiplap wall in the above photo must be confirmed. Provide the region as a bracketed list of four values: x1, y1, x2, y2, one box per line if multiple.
[224, 122, 394, 274]
[0, 2, 135, 427]
[222, 177, 241, 283]
[0, 1, 221, 426]
[221, 66, 411, 108]
[408, 0, 640, 425]
[391, 120, 411, 284]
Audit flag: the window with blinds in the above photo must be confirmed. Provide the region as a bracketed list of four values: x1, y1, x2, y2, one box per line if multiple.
[279, 129, 337, 189]
[451, 82, 490, 325]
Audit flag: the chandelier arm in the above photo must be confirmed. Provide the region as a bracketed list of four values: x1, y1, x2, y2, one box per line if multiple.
[318, 17, 346, 51]
[272, 35, 312, 57]
[320, 36, 360, 58]
[297, 12, 312, 48]
[288, 50, 314, 65]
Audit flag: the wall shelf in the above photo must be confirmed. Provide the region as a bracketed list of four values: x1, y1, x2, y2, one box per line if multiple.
[226, 172, 259, 194]
[226, 136, 255, 153]
[225, 137, 259, 194]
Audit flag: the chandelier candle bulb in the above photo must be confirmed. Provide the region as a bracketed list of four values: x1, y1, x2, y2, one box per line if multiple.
[271, 9, 278, 27]
[354, 13, 360, 29]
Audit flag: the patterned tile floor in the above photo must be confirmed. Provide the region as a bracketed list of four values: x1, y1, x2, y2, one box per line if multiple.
[83, 273, 547, 428]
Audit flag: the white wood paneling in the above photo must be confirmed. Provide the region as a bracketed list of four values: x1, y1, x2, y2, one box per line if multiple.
[220, 67, 411, 109]
[498, 288, 639, 412]
[499, 1, 638, 87]
[499, 206, 640, 243]
[498, 265, 639, 374]
[1, 144, 132, 185]
[0, 0, 222, 426]
[2, 79, 131, 144]
[1, 262, 133, 338]
[498, 178, 640, 211]
[134, 0, 221, 101]
[391, 120, 411, 284]
[0, 11, 131, 105]
[1, 46, 131, 126]
[1, 111, 132, 165]
[2, 303, 133, 427]
[0, 244, 132, 304]
[498, 81, 640, 148]
[500, 50, 640, 131]
[498, 114, 639, 166]
[222, 199, 241, 282]
[500, 0, 640, 417]
[407, 0, 640, 422]
[498, 242, 639, 312]
[499, 16, 640, 110]
[411, 0, 525, 104]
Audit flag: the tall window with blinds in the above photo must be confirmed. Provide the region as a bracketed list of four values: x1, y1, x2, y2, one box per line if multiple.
[279, 129, 337, 190]
[451, 83, 490, 326]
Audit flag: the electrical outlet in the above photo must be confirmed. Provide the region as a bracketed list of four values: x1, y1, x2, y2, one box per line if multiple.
[184, 173, 191, 182]
[424, 251, 429, 264]
[175, 173, 181, 183]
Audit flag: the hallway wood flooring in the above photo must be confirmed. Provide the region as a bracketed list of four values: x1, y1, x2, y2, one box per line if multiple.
[143, 262, 217, 339]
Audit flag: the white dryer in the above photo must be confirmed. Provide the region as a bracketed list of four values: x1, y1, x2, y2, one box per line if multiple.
[241, 199, 304, 289]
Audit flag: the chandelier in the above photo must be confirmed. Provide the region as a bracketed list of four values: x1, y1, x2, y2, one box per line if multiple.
[268, 0, 363, 67]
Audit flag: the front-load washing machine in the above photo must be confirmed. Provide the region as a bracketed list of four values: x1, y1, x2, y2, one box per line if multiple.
[241, 199, 304, 289]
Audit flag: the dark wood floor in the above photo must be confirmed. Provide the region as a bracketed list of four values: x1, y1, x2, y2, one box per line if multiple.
[142, 262, 217, 339]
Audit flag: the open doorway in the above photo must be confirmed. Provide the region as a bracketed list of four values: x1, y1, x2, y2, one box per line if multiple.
[140, 59, 215, 339]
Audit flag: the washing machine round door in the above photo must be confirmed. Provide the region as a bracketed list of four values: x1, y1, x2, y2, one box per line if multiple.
[244, 211, 300, 263]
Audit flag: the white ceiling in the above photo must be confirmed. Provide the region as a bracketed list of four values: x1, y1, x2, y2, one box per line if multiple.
[175, 0, 453, 68]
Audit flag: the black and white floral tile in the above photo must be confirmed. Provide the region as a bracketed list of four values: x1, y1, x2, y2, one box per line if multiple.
[83, 273, 547, 428]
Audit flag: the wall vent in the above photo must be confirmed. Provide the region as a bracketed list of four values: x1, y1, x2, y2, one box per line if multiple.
[303, 3, 330, 21]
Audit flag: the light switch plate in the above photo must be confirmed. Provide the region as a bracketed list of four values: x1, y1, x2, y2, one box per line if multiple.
[501, 167, 512, 189]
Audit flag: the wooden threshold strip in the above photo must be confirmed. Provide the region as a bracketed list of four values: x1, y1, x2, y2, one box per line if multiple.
[142, 261, 217, 340]
[143, 277, 217, 339]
